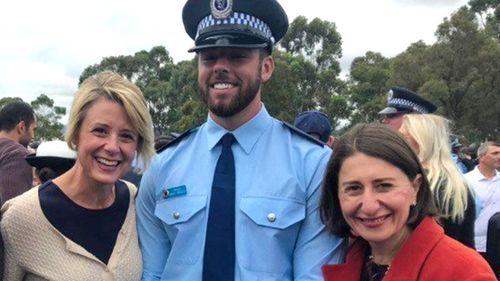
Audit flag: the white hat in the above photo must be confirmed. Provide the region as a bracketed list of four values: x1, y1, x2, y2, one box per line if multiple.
[25, 140, 76, 170]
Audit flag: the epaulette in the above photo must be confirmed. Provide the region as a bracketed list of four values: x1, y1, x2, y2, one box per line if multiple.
[281, 121, 325, 147]
[156, 126, 200, 154]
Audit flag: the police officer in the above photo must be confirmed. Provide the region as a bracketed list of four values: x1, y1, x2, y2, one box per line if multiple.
[379, 86, 437, 129]
[136, 0, 344, 280]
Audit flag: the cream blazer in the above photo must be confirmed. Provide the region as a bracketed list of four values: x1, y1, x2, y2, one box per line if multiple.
[1, 182, 142, 281]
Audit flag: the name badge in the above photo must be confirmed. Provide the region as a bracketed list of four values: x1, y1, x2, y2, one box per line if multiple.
[162, 185, 188, 199]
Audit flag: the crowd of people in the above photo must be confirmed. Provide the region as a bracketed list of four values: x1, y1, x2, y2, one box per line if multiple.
[0, 0, 498, 280]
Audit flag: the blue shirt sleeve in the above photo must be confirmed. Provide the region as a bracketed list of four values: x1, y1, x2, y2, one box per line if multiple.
[292, 147, 345, 279]
[136, 155, 171, 281]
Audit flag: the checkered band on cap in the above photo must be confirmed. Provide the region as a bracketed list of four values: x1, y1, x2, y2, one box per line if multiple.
[389, 98, 429, 113]
[196, 12, 275, 44]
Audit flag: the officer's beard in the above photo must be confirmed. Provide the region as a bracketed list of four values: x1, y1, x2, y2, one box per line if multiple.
[200, 68, 262, 118]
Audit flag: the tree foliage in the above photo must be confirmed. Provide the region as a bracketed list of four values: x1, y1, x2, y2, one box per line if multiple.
[344, 51, 391, 125]
[275, 16, 348, 130]
[344, 5, 499, 140]
[31, 94, 66, 141]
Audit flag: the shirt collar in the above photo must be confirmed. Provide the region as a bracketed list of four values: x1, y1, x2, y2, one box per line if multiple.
[471, 166, 500, 181]
[205, 104, 272, 154]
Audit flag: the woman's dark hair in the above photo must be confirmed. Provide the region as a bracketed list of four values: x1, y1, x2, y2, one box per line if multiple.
[37, 167, 58, 184]
[320, 123, 438, 238]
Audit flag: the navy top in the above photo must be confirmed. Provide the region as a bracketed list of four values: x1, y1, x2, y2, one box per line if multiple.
[39, 180, 129, 264]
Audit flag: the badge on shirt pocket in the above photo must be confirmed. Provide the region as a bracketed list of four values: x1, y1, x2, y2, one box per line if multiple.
[161, 185, 188, 199]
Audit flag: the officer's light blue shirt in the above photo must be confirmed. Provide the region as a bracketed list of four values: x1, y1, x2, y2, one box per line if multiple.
[136, 106, 344, 281]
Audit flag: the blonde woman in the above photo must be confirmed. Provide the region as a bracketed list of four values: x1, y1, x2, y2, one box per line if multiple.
[1, 71, 155, 280]
[399, 114, 475, 248]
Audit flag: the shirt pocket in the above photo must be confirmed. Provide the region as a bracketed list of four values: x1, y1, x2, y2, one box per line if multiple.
[154, 195, 207, 265]
[239, 196, 305, 274]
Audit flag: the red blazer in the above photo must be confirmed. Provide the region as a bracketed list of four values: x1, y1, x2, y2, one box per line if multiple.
[322, 217, 496, 281]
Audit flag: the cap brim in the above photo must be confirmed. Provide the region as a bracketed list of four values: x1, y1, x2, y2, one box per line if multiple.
[378, 107, 399, 115]
[188, 42, 268, 53]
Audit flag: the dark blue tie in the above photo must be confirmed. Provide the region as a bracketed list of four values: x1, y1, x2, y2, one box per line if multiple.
[203, 133, 236, 281]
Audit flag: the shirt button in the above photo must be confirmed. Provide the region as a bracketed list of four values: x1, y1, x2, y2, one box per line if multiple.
[267, 212, 277, 223]
[173, 212, 181, 220]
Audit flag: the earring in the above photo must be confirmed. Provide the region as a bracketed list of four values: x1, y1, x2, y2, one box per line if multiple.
[411, 201, 416, 206]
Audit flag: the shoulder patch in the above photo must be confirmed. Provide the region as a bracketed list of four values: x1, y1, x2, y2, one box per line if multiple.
[156, 126, 200, 153]
[281, 121, 325, 147]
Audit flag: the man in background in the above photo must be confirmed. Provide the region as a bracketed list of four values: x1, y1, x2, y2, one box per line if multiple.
[464, 141, 500, 257]
[379, 86, 437, 129]
[0, 101, 37, 205]
[294, 110, 335, 147]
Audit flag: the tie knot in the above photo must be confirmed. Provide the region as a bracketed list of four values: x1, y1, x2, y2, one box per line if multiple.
[220, 133, 235, 148]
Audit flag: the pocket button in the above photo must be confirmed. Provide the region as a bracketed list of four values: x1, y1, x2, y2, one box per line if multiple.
[267, 212, 277, 223]
[173, 211, 181, 220]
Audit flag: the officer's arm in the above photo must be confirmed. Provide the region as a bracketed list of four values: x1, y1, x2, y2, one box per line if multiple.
[293, 150, 345, 280]
[136, 158, 171, 281]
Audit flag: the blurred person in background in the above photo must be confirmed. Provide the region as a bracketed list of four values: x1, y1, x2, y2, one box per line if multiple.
[464, 142, 500, 260]
[450, 135, 468, 174]
[378, 87, 436, 130]
[294, 110, 336, 147]
[0, 101, 37, 205]
[25, 140, 77, 184]
[1, 71, 154, 280]
[399, 114, 476, 248]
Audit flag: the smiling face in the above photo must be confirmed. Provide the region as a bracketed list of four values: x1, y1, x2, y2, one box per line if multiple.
[74, 99, 138, 186]
[197, 48, 273, 118]
[338, 152, 420, 249]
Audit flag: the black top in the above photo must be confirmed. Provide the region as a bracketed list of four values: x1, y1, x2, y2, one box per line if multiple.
[39, 180, 129, 264]
[361, 253, 390, 281]
[435, 182, 476, 248]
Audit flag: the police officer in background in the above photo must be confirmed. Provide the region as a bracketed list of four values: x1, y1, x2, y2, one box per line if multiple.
[136, 0, 344, 280]
[379, 86, 437, 129]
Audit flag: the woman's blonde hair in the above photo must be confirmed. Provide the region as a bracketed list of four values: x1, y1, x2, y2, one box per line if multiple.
[65, 71, 155, 171]
[402, 114, 469, 222]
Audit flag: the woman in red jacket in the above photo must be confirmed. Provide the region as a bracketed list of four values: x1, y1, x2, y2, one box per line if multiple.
[320, 123, 495, 281]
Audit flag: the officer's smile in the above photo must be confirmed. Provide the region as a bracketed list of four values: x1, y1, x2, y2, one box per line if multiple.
[212, 83, 236, 89]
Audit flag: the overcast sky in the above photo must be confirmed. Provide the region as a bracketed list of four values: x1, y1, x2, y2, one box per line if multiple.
[0, 0, 468, 118]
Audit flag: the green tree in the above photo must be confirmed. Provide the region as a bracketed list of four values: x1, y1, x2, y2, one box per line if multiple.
[469, 0, 500, 39]
[428, 6, 499, 140]
[79, 46, 179, 135]
[0, 97, 24, 108]
[30, 94, 66, 141]
[344, 51, 391, 125]
[274, 16, 347, 128]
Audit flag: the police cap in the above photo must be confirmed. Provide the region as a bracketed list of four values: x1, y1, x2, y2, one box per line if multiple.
[378, 87, 437, 115]
[182, 0, 288, 53]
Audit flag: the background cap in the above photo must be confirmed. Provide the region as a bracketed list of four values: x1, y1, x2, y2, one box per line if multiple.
[183, 0, 288, 53]
[294, 110, 332, 143]
[26, 140, 76, 171]
[378, 87, 437, 115]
